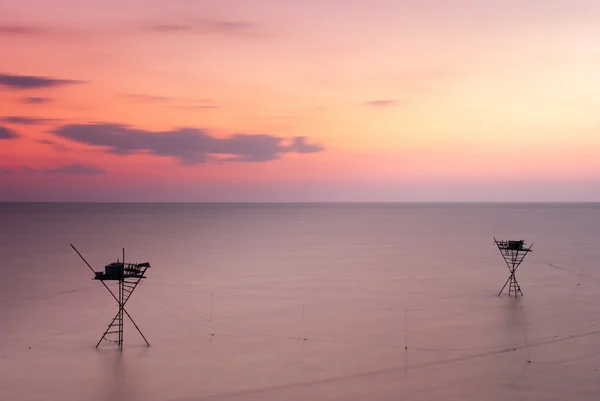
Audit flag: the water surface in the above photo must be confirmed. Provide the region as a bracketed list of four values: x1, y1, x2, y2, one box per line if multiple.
[1, 203, 599, 400]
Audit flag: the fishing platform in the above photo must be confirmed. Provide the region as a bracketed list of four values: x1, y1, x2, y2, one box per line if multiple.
[94, 261, 150, 280]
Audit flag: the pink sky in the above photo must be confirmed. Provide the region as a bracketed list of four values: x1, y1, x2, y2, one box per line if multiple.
[1, 0, 600, 201]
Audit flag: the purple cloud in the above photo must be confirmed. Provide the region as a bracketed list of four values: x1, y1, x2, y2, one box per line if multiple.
[0, 125, 18, 139]
[0, 73, 85, 90]
[52, 123, 323, 164]
[36, 139, 68, 150]
[145, 19, 260, 36]
[287, 137, 324, 153]
[42, 163, 105, 175]
[2, 116, 55, 125]
[210, 21, 255, 34]
[0, 25, 45, 35]
[0, 24, 88, 40]
[22, 96, 53, 104]
[4, 164, 105, 175]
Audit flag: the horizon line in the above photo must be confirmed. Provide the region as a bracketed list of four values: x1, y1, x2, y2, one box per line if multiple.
[2, 201, 600, 204]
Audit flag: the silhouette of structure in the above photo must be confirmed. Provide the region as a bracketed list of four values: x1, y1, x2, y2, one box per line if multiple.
[494, 238, 533, 296]
[70, 244, 150, 350]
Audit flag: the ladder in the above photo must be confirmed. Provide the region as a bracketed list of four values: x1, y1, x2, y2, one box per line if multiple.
[96, 267, 149, 349]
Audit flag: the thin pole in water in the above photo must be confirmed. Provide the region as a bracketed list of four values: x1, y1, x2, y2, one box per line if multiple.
[302, 305, 306, 340]
[404, 309, 408, 375]
[209, 292, 214, 322]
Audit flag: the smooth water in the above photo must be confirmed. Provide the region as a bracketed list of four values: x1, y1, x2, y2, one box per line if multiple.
[1, 203, 599, 400]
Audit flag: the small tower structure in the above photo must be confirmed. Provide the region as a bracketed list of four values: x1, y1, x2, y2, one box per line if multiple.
[71, 244, 150, 350]
[494, 238, 533, 296]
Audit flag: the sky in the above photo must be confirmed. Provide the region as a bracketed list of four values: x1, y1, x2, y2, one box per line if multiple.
[1, 0, 600, 201]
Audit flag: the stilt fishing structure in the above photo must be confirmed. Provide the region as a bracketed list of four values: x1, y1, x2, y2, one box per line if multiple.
[70, 244, 151, 350]
[494, 238, 533, 297]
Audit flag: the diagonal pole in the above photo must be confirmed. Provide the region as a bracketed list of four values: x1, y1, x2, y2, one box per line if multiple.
[498, 274, 512, 296]
[95, 304, 149, 347]
[72, 244, 122, 303]
[71, 244, 96, 275]
[96, 283, 149, 346]
[499, 261, 524, 296]
[499, 260, 523, 296]
[96, 314, 118, 347]
[512, 275, 523, 296]
[124, 311, 150, 346]
[99, 282, 148, 345]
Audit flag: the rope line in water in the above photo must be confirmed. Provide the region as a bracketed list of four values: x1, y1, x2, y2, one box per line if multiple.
[3, 255, 599, 376]
[142, 286, 412, 348]
[410, 318, 600, 353]
[520, 305, 531, 362]
[534, 259, 600, 283]
[143, 286, 304, 341]
[198, 327, 600, 401]
[512, 361, 531, 383]
[140, 287, 214, 337]
[0, 284, 98, 306]
[143, 256, 598, 316]
[144, 286, 390, 349]
[0, 307, 114, 360]
[123, 255, 600, 373]
[512, 305, 532, 383]
[139, 281, 600, 371]
[530, 349, 600, 364]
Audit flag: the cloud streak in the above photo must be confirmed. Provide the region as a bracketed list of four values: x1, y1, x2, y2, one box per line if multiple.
[2, 116, 56, 125]
[122, 93, 171, 103]
[144, 19, 262, 37]
[122, 93, 217, 109]
[41, 164, 105, 175]
[21, 96, 53, 104]
[0, 25, 45, 35]
[0, 73, 85, 90]
[0, 125, 19, 139]
[168, 105, 220, 111]
[36, 139, 68, 151]
[147, 24, 193, 32]
[2, 164, 105, 175]
[52, 123, 323, 164]
[363, 99, 401, 107]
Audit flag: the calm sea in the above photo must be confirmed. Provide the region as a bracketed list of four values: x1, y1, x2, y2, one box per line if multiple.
[1, 203, 599, 401]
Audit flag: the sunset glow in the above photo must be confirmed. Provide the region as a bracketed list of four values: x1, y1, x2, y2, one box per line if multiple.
[2, 0, 600, 201]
